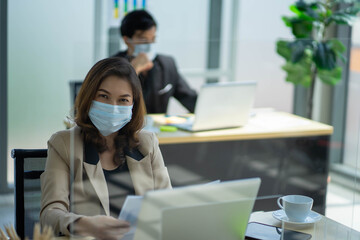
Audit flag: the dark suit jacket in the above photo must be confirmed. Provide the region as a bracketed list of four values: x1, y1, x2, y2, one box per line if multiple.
[113, 51, 197, 113]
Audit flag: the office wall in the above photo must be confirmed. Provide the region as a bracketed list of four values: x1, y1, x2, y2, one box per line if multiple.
[236, 0, 294, 112]
[148, 0, 209, 70]
[7, 0, 96, 183]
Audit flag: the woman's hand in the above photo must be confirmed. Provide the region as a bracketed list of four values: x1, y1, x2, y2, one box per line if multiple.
[74, 215, 130, 240]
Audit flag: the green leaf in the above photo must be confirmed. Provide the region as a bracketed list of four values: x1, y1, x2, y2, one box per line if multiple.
[290, 4, 302, 16]
[327, 39, 345, 54]
[294, 1, 307, 12]
[281, 59, 312, 87]
[282, 16, 293, 27]
[276, 40, 292, 61]
[291, 18, 313, 38]
[318, 67, 343, 85]
[294, 1, 320, 20]
[327, 39, 347, 63]
[304, 5, 320, 20]
[313, 42, 337, 70]
[289, 40, 306, 63]
[325, 9, 333, 18]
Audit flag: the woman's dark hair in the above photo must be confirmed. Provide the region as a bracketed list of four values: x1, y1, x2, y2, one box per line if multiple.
[75, 57, 146, 165]
[120, 10, 157, 38]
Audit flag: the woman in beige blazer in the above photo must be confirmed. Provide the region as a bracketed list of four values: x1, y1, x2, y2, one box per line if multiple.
[40, 57, 172, 240]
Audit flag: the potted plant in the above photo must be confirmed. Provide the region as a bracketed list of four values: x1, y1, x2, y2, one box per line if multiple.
[276, 0, 360, 119]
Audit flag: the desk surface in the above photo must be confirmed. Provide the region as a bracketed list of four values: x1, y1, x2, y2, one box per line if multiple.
[250, 211, 360, 240]
[152, 109, 333, 145]
[56, 211, 359, 240]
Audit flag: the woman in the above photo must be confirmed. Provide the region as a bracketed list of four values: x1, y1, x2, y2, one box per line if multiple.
[40, 57, 172, 240]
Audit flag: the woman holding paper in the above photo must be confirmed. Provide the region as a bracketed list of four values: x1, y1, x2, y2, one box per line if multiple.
[40, 57, 172, 240]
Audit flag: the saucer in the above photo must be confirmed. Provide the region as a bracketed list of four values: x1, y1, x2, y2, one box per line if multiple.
[272, 209, 322, 224]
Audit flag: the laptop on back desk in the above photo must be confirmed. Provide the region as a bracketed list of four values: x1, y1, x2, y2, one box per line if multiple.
[171, 81, 257, 132]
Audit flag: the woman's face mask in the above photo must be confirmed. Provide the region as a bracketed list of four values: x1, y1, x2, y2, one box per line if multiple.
[89, 100, 133, 136]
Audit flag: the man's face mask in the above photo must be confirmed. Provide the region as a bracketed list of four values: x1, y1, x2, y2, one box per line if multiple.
[132, 42, 157, 60]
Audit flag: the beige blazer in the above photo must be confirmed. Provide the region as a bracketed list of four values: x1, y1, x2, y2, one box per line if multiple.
[40, 126, 172, 235]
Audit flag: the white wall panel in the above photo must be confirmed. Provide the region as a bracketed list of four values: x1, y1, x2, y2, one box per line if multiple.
[8, 0, 96, 183]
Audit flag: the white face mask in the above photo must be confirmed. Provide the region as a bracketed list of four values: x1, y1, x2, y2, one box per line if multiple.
[133, 43, 157, 60]
[89, 100, 133, 136]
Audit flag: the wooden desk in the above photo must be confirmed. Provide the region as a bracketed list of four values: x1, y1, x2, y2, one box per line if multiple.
[153, 110, 333, 214]
[153, 110, 333, 144]
[249, 211, 360, 240]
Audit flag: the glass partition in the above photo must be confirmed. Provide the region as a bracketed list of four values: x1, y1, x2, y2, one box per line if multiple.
[2, 0, 360, 239]
[7, 0, 96, 185]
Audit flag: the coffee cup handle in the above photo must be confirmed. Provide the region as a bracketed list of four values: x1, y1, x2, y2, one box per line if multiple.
[277, 197, 284, 209]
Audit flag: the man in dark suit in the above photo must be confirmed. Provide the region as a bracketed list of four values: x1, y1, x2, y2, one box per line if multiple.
[113, 10, 197, 114]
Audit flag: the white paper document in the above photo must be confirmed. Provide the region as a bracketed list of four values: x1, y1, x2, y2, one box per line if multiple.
[118, 195, 143, 240]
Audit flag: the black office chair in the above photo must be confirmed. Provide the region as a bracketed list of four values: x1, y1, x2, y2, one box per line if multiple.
[11, 149, 47, 239]
[69, 80, 83, 106]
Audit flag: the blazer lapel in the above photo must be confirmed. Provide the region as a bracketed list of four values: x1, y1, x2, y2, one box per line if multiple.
[82, 141, 110, 216]
[83, 162, 110, 216]
[127, 154, 154, 195]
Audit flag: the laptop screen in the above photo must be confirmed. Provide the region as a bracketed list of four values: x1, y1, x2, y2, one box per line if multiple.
[133, 178, 261, 240]
[171, 81, 257, 132]
[161, 199, 256, 240]
[194, 81, 257, 130]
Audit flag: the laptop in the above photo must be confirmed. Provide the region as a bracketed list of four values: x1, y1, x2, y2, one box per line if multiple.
[133, 178, 261, 240]
[171, 81, 257, 132]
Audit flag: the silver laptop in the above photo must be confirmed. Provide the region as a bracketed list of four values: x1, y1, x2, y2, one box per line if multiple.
[133, 178, 261, 240]
[172, 81, 257, 132]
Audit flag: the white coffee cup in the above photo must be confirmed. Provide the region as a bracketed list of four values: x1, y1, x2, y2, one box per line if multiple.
[277, 195, 313, 222]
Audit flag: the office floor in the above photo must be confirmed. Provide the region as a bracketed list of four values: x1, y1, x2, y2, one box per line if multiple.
[1, 177, 359, 233]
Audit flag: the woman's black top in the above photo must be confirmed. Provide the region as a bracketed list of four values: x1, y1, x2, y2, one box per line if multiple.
[102, 148, 143, 218]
